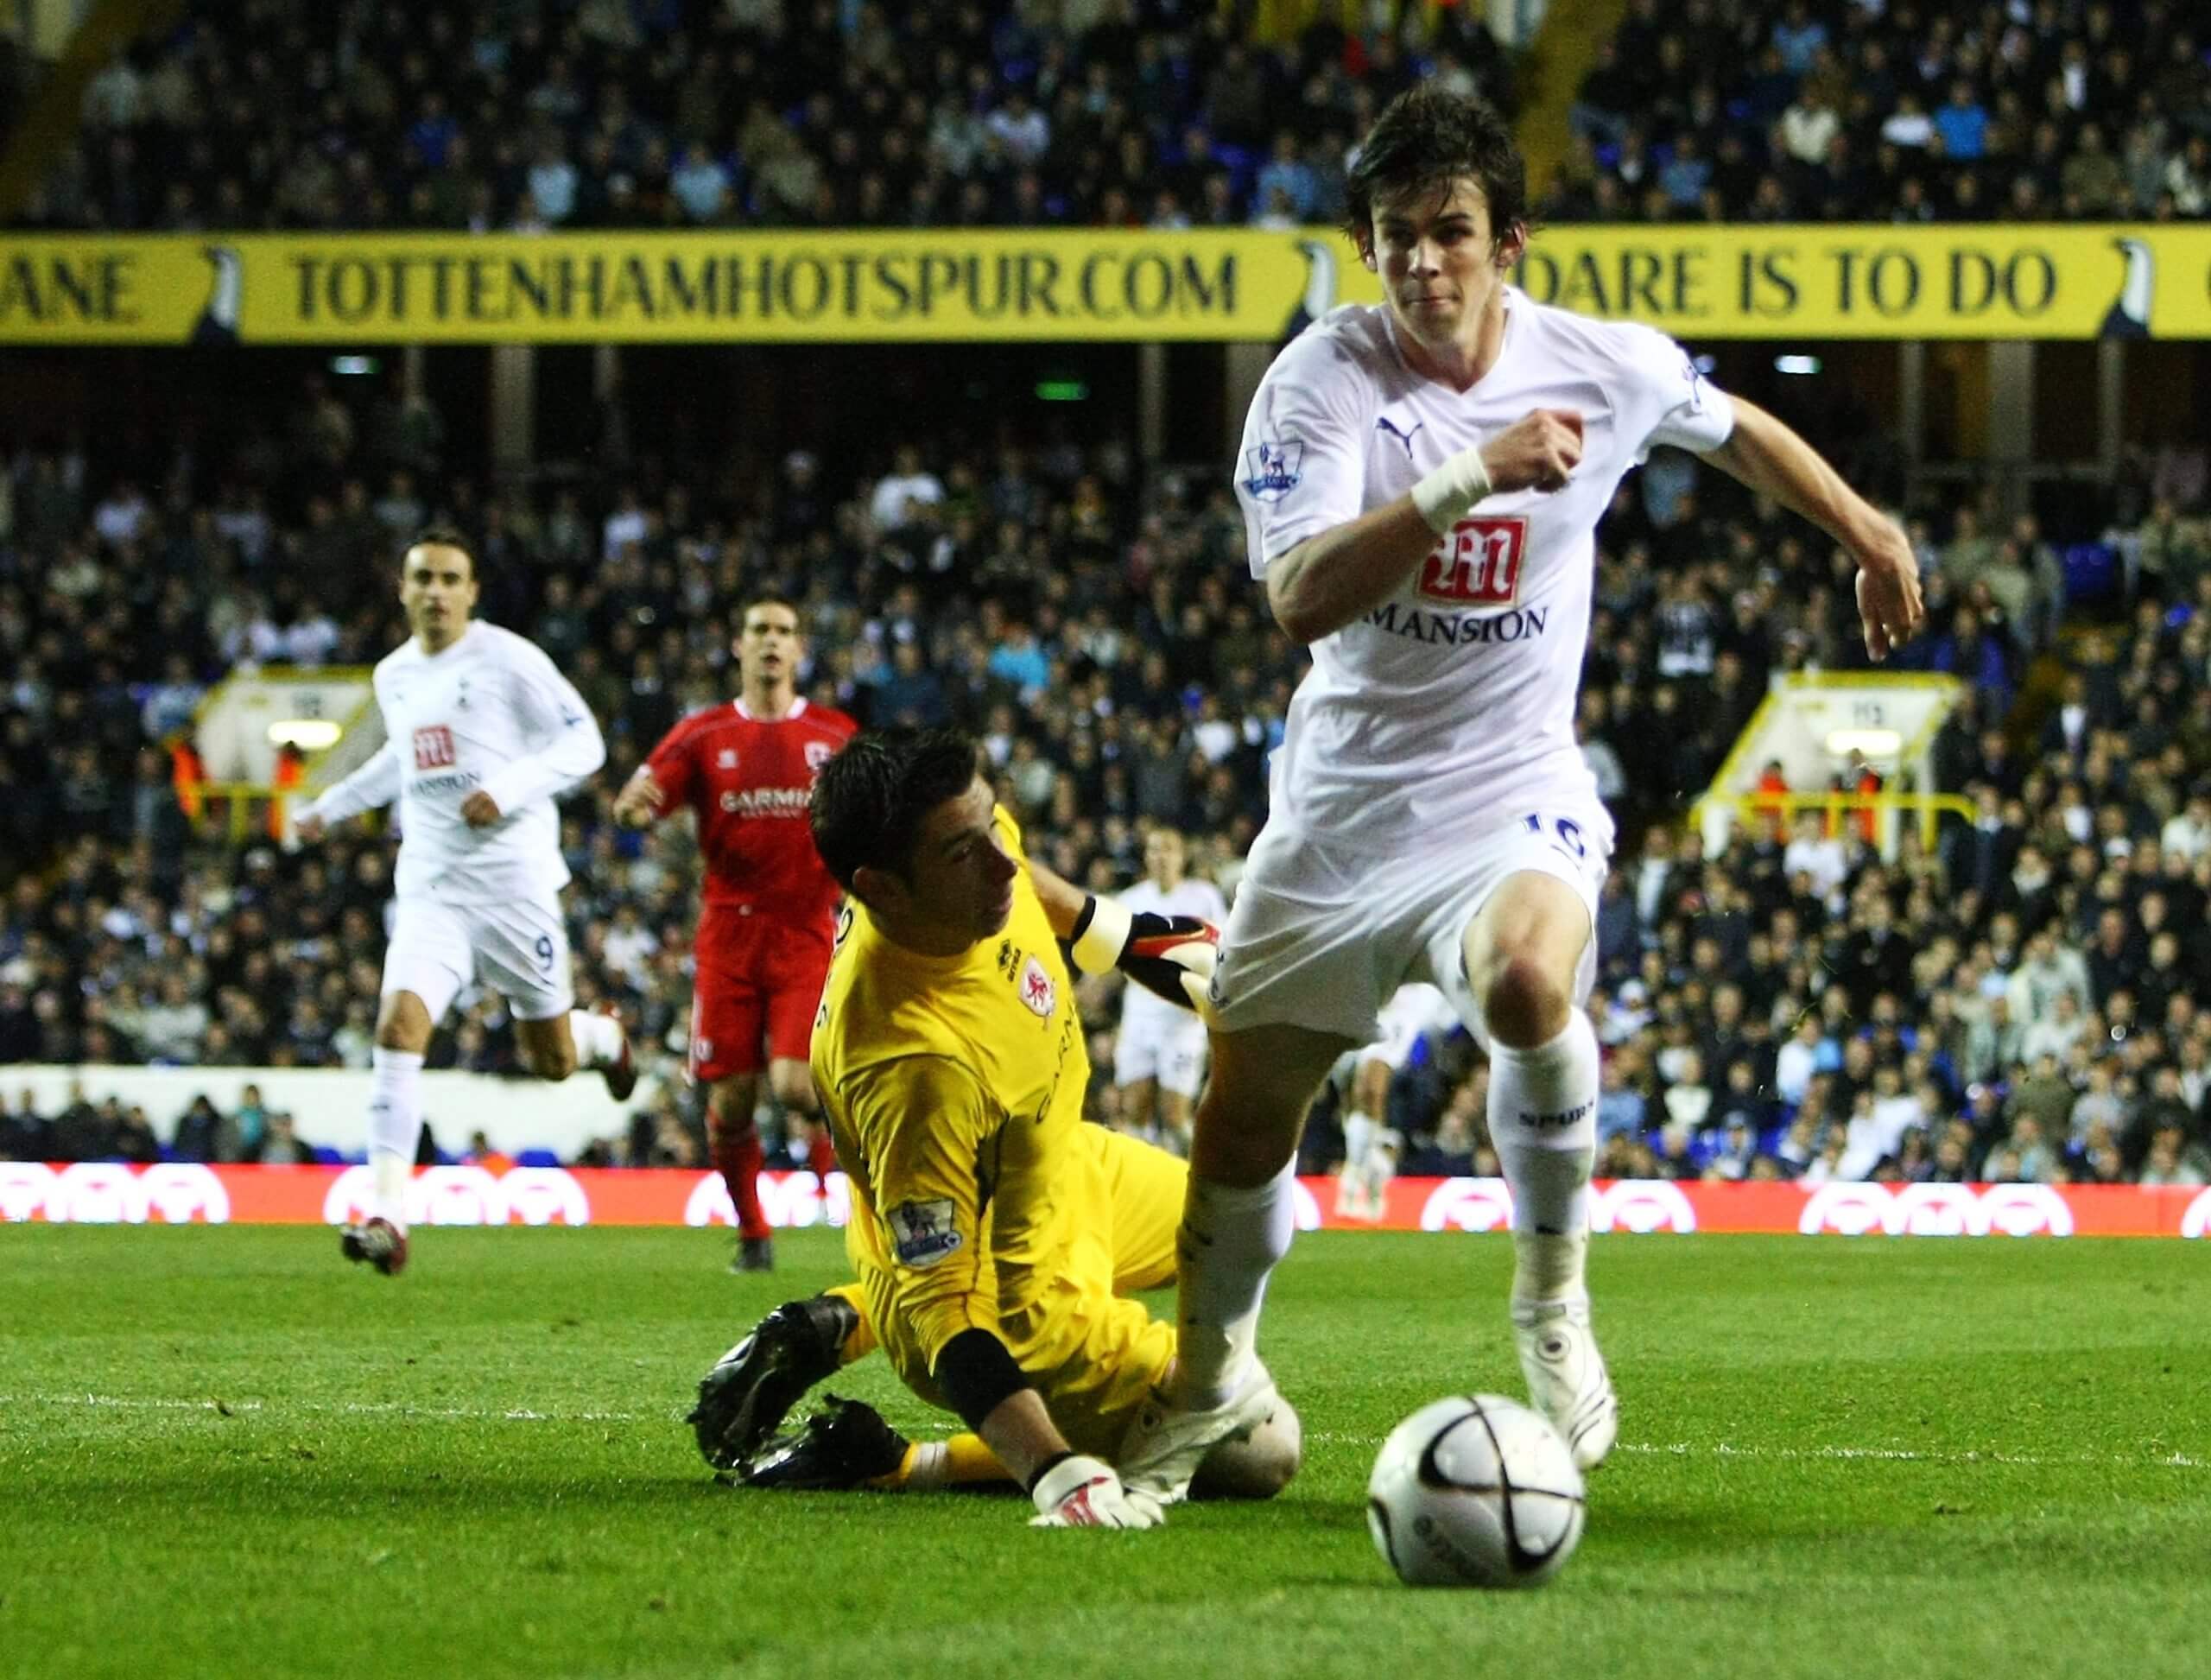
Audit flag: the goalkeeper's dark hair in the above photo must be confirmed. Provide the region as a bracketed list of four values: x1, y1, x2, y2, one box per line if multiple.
[810, 727, 985, 891]
[403, 525, 478, 580]
[1345, 83, 1529, 254]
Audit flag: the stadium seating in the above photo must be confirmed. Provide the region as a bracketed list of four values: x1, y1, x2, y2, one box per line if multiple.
[11, 1, 1511, 233]
[1556, 0, 2211, 222]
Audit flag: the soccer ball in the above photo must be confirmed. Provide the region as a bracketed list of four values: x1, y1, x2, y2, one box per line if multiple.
[1366, 1395, 1587, 1588]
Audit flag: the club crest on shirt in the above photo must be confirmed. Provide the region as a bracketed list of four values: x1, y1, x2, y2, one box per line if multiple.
[804, 739, 834, 774]
[1417, 515, 1528, 607]
[1017, 954, 1056, 1018]
[717, 748, 738, 769]
[887, 1198, 963, 1267]
[1243, 439, 1302, 503]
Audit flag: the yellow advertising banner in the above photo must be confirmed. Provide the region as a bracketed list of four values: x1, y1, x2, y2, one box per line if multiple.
[0, 225, 2204, 345]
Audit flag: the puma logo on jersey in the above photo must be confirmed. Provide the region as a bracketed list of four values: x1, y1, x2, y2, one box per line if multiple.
[1376, 414, 1425, 458]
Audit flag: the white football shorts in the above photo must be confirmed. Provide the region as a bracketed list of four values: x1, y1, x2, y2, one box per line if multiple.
[1209, 800, 1612, 1050]
[1112, 1003, 1210, 1099]
[381, 892, 575, 1024]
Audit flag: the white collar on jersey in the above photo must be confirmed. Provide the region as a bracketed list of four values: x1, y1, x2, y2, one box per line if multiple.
[733, 696, 808, 722]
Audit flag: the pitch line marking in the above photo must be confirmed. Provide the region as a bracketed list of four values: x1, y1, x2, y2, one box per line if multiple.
[1308, 1430, 2204, 1470]
[11, 1398, 2203, 1471]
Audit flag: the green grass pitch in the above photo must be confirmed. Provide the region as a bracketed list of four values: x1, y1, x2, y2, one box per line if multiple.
[3, 1226, 2207, 1678]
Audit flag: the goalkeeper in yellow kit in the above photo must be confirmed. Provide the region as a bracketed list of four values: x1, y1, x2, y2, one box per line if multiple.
[686, 728, 1299, 1528]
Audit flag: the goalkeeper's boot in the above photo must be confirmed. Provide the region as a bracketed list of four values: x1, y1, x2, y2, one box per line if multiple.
[1115, 1361, 1284, 1506]
[687, 1293, 858, 1472]
[1512, 1299, 1617, 1471]
[741, 1396, 909, 1491]
[339, 1216, 408, 1277]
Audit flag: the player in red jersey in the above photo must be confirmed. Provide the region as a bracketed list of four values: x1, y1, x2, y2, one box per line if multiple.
[613, 597, 857, 1271]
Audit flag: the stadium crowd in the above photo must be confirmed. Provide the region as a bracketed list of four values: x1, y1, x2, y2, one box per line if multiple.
[1559, 0, 2211, 224]
[17, 0, 1513, 234]
[1, 352, 2208, 1189]
[2, 2, 2209, 1189]
[11, 0, 2207, 236]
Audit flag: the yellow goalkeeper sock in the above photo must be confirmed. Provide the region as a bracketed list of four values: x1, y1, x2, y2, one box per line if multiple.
[824, 1284, 877, 1365]
[871, 1433, 1010, 1492]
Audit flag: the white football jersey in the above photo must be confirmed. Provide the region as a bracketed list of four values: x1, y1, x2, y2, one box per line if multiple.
[308, 620, 605, 904]
[1235, 290, 1734, 851]
[1117, 874, 1229, 1027]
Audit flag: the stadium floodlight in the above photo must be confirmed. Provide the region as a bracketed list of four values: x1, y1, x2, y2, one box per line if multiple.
[1824, 727, 1901, 758]
[1774, 354, 1821, 375]
[268, 719, 344, 751]
[329, 355, 379, 375]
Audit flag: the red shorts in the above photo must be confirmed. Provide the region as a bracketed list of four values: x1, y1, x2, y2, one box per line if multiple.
[689, 908, 835, 1084]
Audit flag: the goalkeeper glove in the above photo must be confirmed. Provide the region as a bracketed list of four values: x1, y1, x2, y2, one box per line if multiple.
[1028, 1453, 1165, 1529]
[1067, 895, 1220, 1014]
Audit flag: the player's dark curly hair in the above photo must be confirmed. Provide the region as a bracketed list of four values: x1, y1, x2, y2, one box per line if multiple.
[1344, 84, 1529, 254]
[810, 727, 985, 891]
[404, 525, 478, 579]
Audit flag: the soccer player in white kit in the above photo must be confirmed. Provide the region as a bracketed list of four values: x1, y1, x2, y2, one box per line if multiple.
[296, 532, 636, 1275]
[1112, 828, 1229, 1154]
[1331, 982, 1458, 1216]
[1119, 86, 1923, 1494]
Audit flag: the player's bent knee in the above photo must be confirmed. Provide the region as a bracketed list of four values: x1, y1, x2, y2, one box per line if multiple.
[767, 1065, 815, 1112]
[523, 1043, 578, 1081]
[1188, 1400, 1302, 1501]
[1479, 955, 1573, 1049]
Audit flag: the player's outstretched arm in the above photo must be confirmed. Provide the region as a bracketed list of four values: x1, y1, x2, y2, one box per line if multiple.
[1698, 396, 1924, 661]
[1263, 409, 1585, 643]
[934, 1331, 1162, 1530]
[1028, 857, 1220, 1014]
[298, 739, 402, 841]
[611, 766, 665, 828]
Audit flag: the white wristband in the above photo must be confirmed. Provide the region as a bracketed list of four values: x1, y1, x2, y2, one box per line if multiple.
[1070, 895, 1131, 975]
[1410, 444, 1492, 535]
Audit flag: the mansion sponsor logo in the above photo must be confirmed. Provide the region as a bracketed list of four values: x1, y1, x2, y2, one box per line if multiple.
[0, 1162, 231, 1223]
[1588, 1179, 1697, 1234]
[320, 1164, 592, 1227]
[1420, 1178, 1517, 1233]
[684, 1169, 852, 1230]
[1418, 516, 1526, 608]
[2182, 1188, 2211, 1239]
[1797, 1182, 2075, 1238]
[1416, 1179, 1697, 1234]
[1365, 601, 1550, 649]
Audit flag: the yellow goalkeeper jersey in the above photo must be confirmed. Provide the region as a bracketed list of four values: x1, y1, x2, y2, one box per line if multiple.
[811, 806, 1093, 1378]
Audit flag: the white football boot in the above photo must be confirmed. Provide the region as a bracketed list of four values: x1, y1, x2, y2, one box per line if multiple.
[1511, 1300, 1617, 1471]
[1116, 1363, 1284, 1506]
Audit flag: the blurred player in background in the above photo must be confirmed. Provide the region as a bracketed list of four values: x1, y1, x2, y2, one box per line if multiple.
[682, 728, 1292, 1528]
[613, 598, 855, 1271]
[1125, 86, 1923, 1496]
[1331, 981, 1457, 1220]
[1112, 827, 1227, 1155]
[298, 531, 634, 1277]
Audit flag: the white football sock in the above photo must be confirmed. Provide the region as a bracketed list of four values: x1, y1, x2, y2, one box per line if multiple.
[1341, 1110, 1376, 1176]
[1174, 1162, 1298, 1410]
[567, 1009, 624, 1069]
[367, 1046, 424, 1230]
[1488, 1012, 1600, 1310]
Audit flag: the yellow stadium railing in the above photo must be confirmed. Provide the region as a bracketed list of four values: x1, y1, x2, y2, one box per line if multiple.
[1688, 789, 1977, 859]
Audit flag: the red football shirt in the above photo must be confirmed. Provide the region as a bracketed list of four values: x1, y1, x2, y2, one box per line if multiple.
[643, 698, 857, 921]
